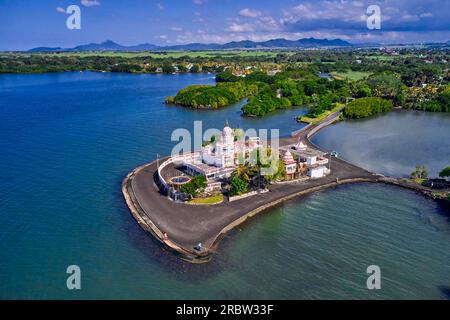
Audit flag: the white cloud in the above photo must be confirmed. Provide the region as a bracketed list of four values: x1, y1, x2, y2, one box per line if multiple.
[194, 18, 206, 23]
[157, 3, 164, 10]
[399, 14, 420, 22]
[56, 7, 65, 14]
[81, 0, 100, 7]
[259, 16, 280, 31]
[225, 23, 255, 33]
[285, 1, 366, 23]
[420, 12, 433, 18]
[239, 8, 262, 18]
[193, 0, 207, 5]
[170, 26, 184, 32]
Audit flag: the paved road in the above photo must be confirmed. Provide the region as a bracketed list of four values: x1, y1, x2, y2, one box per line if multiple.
[124, 108, 378, 259]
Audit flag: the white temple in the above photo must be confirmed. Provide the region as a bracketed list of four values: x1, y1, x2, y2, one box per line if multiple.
[202, 121, 236, 168]
[202, 121, 260, 169]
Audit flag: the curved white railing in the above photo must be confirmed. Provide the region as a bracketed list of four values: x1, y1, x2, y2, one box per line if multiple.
[157, 152, 201, 190]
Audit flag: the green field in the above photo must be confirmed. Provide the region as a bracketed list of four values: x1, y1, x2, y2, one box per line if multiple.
[364, 55, 395, 61]
[331, 70, 372, 81]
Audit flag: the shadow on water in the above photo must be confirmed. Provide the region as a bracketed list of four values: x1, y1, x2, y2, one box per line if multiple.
[438, 286, 450, 300]
[435, 198, 450, 219]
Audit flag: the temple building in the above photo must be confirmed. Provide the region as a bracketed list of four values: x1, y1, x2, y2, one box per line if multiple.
[202, 121, 261, 169]
[280, 139, 330, 180]
[183, 122, 261, 180]
[282, 150, 298, 179]
[202, 122, 236, 168]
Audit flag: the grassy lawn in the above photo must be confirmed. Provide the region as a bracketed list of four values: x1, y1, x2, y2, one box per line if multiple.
[298, 103, 344, 124]
[188, 193, 224, 205]
[331, 71, 372, 81]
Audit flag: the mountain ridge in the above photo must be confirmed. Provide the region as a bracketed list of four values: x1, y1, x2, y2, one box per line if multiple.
[28, 37, 353, 52]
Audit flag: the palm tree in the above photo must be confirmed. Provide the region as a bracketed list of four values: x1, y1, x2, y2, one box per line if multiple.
[231, 164, 256, 183]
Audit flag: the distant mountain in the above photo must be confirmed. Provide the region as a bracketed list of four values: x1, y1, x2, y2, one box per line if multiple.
[28, 38, 353, 52]
[28, 46, 63, 52]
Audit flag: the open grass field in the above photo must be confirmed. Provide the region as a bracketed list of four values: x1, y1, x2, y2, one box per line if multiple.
[331, 70, 372, 81]
[364, 55, 395, 61]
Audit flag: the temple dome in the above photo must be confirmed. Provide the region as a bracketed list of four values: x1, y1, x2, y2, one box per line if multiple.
[222, 121, 233, 137]
[282, 150, 296, 165]
[295, 140, 307, 150]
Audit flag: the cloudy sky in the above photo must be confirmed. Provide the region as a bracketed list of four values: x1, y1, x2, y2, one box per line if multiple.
[0, 0, 449, 50]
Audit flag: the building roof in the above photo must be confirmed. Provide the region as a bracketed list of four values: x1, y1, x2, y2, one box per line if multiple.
[282, 150, 296, 165]
[280, 145, 325, 158]
[222, 120, 233, 137]
[295, 140, 307, 150]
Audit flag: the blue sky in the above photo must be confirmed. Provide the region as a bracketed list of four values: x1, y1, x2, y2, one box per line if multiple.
[1, 0, 449, 50]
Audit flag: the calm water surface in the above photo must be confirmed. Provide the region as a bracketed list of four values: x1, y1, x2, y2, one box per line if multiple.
[0, 72, 449, 299]
[312, 111, 450, 177]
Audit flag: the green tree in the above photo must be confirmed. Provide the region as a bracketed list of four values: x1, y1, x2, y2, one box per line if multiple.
[180, 175, 207, 198]
[343, 97, 393, 119]
[230, 176, 249, 196]
[264, 158, 286, 182]
[216, 70, 239, 82]
[410, 165, 429, 180]
[190, 64, 200, 73]
[165, 96, 175, 104]
[439, 166, 450, 180]
[365, 72, 403, 99]
[162, 63, 175, 73]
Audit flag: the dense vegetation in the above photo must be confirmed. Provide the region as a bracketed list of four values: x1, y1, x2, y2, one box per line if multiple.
[439, 166, 450, 180]
[343, 97, 393, 119]
[229, 176, 249, 196]
[166, 82, 257, 109]
[410, 165, 429, 180]
[241, 76, 350, 116]
[229, 148, 286, 196]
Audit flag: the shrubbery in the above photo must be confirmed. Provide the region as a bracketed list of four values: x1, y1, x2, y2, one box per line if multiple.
[180, 175, 207, 198]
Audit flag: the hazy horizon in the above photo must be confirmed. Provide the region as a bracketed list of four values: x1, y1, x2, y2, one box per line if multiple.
[1, 0, 450, 51]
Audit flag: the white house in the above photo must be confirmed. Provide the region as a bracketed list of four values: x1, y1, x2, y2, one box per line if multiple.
[307, 166, 327, 179]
